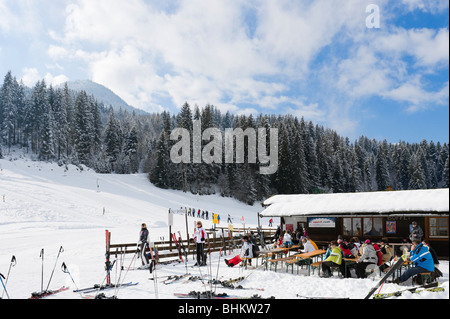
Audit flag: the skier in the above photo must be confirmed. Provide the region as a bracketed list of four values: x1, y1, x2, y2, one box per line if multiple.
[392, 239, 434, 284]
[193, 221, 206, 266]
[321, 240, 345, 278]
[355, 239, 378, 278]
[138, 223, 150, 266]
[224, 236, 254, 267]
[269, 218, 273, 227]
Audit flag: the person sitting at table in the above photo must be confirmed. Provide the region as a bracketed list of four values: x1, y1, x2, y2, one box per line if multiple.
[300, 237, 317, 253]
[392, 239, 434, 284]
[225, 236, 254, 267]
[379, 238, 394, 271]
[321, 241, 346, 278]
[355, 239, 378, 278]
[337, 238, 354, 258]
[281, 231, 294, 248]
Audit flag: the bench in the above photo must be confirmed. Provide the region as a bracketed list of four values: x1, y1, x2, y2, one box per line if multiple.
[267, 256, 296, 272]
[310, 261, 341, 277]
[285, 257, 311, 274]
[414, 272, 433, 286]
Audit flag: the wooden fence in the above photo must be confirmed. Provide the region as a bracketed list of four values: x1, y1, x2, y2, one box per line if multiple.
[107, 227, 277, 262]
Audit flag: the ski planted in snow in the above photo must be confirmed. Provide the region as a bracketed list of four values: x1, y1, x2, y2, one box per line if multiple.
[29, 287, 69, 299]
[105, 230, 112, 285]
[172, 232, 184, 262]
[374, 282, 443, 299]
[364, 254, 407, 299]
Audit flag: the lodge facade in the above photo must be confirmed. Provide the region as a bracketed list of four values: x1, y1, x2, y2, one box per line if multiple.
[260, 189, 449, 258]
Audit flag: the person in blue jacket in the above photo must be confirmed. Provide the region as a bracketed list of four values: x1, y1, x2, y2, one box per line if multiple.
[393, 239, 435, 284]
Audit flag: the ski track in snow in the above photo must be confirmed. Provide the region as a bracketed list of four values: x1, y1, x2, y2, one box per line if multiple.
[0, 152, 448, 300]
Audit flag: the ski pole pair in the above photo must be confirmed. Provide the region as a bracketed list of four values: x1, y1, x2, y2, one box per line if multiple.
[0, 273, 10, 299]
[39, 246, 64, 293]
[1, 255, 16, 299]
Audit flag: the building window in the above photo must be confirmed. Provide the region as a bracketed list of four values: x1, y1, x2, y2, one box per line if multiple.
[343, 217, 383, 237]
[343, 218, 363, 237]
[429, 217, 449, 238]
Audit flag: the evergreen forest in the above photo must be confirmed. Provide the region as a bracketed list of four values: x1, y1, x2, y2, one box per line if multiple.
[1, 71, 448, 205]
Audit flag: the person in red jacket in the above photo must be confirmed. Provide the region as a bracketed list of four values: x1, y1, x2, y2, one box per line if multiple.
[337, 238, 354, 258]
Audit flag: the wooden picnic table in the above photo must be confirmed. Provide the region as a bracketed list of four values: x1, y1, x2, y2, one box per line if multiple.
[292, 250, 327, 275]
[265, 245, 301, 271]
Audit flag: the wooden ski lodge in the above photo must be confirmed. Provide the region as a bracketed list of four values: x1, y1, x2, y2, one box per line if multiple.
[260, 188, 449, 258]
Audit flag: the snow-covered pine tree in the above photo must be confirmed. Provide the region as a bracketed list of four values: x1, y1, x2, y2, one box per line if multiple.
[0, 71, 17, 152]
[408, 153, 427, 189]
[443, 157, 449, 188]
[39, 106, 55, 161]
[104, 108, 122, 172]
[74, 90, 94, 165]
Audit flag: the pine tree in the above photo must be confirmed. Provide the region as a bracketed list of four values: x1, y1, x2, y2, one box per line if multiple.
[442, 157, 449, 188]
[125, 126, 139, 173]
[39, 107, 55, 161]
[375, 141, 391, 191]
[408, 153, 427, 189]
[0, 71, 17, 151]
[74, 90, 94, 165]
[104, 108, 122, 172]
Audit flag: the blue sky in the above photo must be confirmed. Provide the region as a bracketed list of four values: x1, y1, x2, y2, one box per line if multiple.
[0, 0, 448, 143]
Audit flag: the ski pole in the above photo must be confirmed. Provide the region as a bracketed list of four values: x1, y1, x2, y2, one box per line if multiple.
[214, 248, 222, 293]
[0, 273, 10, 299]
[61, 262, 83, 298]
[40, 248, 44, 293]
[46, 246, 64, 291]
[147, 245, 158, 299]
[1, 255, 16, 299]
[113, 250, 138, 298]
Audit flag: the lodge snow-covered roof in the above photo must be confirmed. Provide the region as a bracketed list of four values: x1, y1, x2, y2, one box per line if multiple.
[260, 188, 449, 217]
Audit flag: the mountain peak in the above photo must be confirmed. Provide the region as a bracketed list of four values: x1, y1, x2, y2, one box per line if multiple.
[63, 80, 148, 115]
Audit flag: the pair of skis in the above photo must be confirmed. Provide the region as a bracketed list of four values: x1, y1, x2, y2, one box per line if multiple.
[374, 282, 443, 299]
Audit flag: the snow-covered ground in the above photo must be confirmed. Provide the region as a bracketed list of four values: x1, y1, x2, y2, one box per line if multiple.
[1, 150, 448, 300]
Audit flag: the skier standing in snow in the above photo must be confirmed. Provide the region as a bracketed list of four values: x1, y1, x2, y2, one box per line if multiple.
[138, 223, 150, 266]
[193, 221, 206, 266]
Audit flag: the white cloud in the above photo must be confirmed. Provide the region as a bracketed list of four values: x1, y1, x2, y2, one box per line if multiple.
[375, 27, 449, 67]
[55, 0, 381, 114]
[21, 67, 68, 87]
[384, 78, 449, 112]
[47, 45, 69, 60]
[401, 0, 449, 13]
[21, 67, 41, 87]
